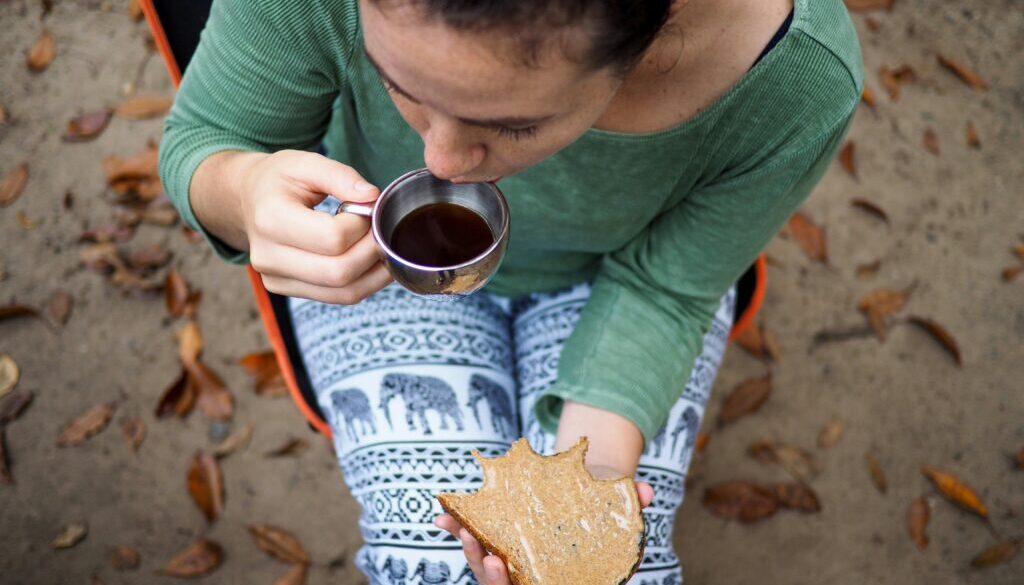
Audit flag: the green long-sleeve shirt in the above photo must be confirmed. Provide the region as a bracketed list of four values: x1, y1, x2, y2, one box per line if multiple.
[159, 0, 863, 445]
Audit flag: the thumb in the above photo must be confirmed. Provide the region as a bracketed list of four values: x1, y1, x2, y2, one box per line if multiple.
[284, 150, 380, 205]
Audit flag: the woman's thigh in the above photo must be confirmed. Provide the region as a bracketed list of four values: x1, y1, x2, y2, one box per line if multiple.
[289, 286, 519, 584]
[513, 284, 736, 585]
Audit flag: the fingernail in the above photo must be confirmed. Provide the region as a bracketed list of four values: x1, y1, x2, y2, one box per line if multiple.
[354, 180, 375, 192]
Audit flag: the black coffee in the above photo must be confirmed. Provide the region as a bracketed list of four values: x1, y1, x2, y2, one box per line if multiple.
[389, 202, 494, 267]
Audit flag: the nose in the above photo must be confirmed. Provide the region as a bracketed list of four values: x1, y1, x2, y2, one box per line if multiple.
[422, 118, 486, 181]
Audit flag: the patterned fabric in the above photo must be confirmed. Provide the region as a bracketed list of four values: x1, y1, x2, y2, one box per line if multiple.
[289, 283, 734, 585]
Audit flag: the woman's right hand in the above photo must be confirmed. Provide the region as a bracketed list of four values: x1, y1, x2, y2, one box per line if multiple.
[230, 149, 394, 305]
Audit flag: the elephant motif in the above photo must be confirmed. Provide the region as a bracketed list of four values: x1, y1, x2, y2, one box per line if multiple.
[379, 373, 465, 435]
[466, 374, 515, 437]
[647, 424, 667, 458]
[330, 388, 377, 442]
[382, 555, 409, 585]
[411, 558, 451, 585]
[670, 406, 700, 463]
[661, 572, 682, 585]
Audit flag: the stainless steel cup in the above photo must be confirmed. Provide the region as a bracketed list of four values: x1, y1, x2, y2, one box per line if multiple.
[335, 168, 510, 300]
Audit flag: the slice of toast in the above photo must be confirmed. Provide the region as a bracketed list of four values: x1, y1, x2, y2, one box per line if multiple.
[436, 437, 645, 585]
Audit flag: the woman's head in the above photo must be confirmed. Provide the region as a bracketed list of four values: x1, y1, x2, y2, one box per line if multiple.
[361, 0, 673, 182]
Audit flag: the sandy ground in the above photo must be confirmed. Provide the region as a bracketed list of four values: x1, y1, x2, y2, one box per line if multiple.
[1, 0, 1022, 584]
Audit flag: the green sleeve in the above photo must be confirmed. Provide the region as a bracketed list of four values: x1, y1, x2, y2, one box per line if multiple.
[158, 0, 356, 264]
[533, 113, 857, 446]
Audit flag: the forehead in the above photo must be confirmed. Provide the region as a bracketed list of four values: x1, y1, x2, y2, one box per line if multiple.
[360, 0, 591, 116]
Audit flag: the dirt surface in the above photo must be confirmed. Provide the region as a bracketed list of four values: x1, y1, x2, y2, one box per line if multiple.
[1, 1, 1022, 584]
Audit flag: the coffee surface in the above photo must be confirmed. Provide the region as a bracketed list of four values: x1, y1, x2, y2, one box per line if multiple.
[389, 203, 494, 267]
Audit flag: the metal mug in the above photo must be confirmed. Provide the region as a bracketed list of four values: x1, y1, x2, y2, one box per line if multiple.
[335, 168, 510, 299]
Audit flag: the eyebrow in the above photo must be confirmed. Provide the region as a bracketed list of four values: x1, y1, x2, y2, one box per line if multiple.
[362, 46, 554, 128]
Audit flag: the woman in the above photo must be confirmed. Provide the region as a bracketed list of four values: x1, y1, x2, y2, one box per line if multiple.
[159, 0, 862, 582]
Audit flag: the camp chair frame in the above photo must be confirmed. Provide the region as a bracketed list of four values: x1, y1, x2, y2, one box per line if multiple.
[140, 0, 767, 442]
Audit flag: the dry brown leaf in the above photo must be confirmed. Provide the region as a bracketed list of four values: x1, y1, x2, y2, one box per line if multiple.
[861, 86, 876, 108]
[0, 163, 29, 207]
[127, 245, 171, 270]
[165, 270, 190, 317]
[908, 316, 962, 366]
[240, 351, 289, 397]
[702, 481, 779, 523]
[187, 451, 225, 522]
[817, 418, 844, 449]
[966, 122, 981, 149]
[249, 524, 311, 564]
[857, 286, 913, 340]
[921, 465, 988, 518]
[56, 402, 116, 447]
[972, 540, 1021, 568]
[160, 539, 224, 578]
[45, 290, 73, 326]
[109, 545, 141, 570]
[213, 423, 253, 459]
[0, 429, 12, 485]
[115, 96, 173, 119]
[865, 451, 888, 494]
[155, 368, 196, 419]
[772, 483, 820, 513]
[128, 0, 143, 20]
[749, 441, 818, 482]
[850, 198, 889, 224]
[52, 523, 88, 549]
[79, 242, 124, 274]
[178, 321, 203, 366]
[718, 374, 772, 425]
[190, 361, 234, 421]
[1014, 244, 1024, 263]
[865, 16, 881, 31]
[26, 29, 56, 72]
[0, 102, 9, 126]
[0, 305, 43, 326]
[1009, 265, 1024, 282]
[879, 65, 916, 101]
[907, 496, 929, 550]
[1015, 447, 1024, 470]
[140, 202, 180, 226]
[785, 212, 827, 262]
[63, 110, 112, 142]
[0, 389, 34, 425]
[923, 128, 940, 156]
[121, 417, 146, 451]
[733, 323, 779, 362]
[839, 141, 855, 177]
[16, 210, 38, 230]
[80, 223, 134, 244]
[937, 54, 988, 90]
[103, 145, 159, 186]
[844, 0, 894, 10]
[273, 563, 309, 585]
[0, 355, 19, 400]
[264, 437, 310, 458]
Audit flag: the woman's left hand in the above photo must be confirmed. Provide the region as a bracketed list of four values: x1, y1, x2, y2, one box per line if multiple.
[434, 465, 655, 585]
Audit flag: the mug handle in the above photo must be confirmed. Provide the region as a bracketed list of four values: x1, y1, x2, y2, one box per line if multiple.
[336, 201, 374, 217]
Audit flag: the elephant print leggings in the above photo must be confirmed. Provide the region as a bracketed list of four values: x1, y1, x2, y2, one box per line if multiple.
[288, 283, 734, 585]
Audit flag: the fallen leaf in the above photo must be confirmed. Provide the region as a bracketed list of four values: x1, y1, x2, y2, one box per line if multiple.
[937, 54, 988, 90]
[718, 374, 772, 425]
[41, 0, 53, 18]
[861, 86, 876, 108]
[56, 402, 116, 447]
[908, 316, 962, 366]
[923, 128, 940, 156]
[52, 523, 88, 549]
[213, 423, 253, 459]
[79, 242, 124, 274]
[140, 202, 180, 226]
[734, 323, 780, 362]
[702, 481, 779, 523]
[128, 0, 143, 20]
[190, 361, 234, 421]
[90, 575, 104, 585]
[921, 465, 988, 518]
[844, 0, 894, 10]
[0, 389, 34, 425]
[0, 304, 42, 325]
[165, 270, 190, 317]
[857, 286, 913, 340]
[865, 16, 881, 31]
[865, 451, 888, 494]
[785, 212, 827, 262]
[79, 223, 134, 244]
[26, 29, 56, 72]
[160, 539, 224, 578]
[45, 290, 73, 325]
[239, 351, 288, 397]
[748, 441, 818, 482]
[1010, 266, 1024, 282]
[273, 563, 309, 585]
[839, 141, 855, 177]
[0, 102, 8, 125]
[1015, 244, 1024, 263]
[879, 65, 916, 101]
[114, 96, 173, 119]
[850, 198, 889, 224]
[155, 368, 196, 418]
[857, 260, 882, 280]
[249, 524, 311, 564]
[63, 110, 112, 142]
[121, 417, 146, 451]
[966, 122, 981, 149]
[0, 355, 19, 399]
[817, 418, 844, 449]
[16, 210, 38, 230]
[187, 451, 225, 522]
[178, 321, 203, 366]
[109, 545, 141, 570]
[63, 191, 73, 209]
[127, 244, 171, 270]
[0, 429, 12, 485]
[972, 540, 1021, 568]
[1016, 447, 1024, 470]
[264, 437, 309, 458]
[103, 145, 159, 188]
[771, 483, 820, 512]
[0, 163, 29, 207]
[907, 496, 929, 550]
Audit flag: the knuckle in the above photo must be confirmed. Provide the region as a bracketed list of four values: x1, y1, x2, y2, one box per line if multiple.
[251, 207, 276, 235]
[321, 230, 348, 255]
[324, 262, 353, 287]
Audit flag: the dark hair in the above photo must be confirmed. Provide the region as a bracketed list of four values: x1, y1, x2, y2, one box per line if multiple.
[374, 0, 674, 73]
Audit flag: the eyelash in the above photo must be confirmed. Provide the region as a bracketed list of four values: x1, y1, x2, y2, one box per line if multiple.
[382, 77, 539, 141]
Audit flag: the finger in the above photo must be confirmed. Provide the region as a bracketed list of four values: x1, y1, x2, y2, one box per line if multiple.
[636, 481, 655, 507]
[434, 514, 461, 537]
[260, 262, 393, 305]
[279, 150, 381, 206]
[252, 232, 381, 288]
[460, 528, 487, 582]
[254, 195, 371, 256]
[483, 555, 510, 585]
